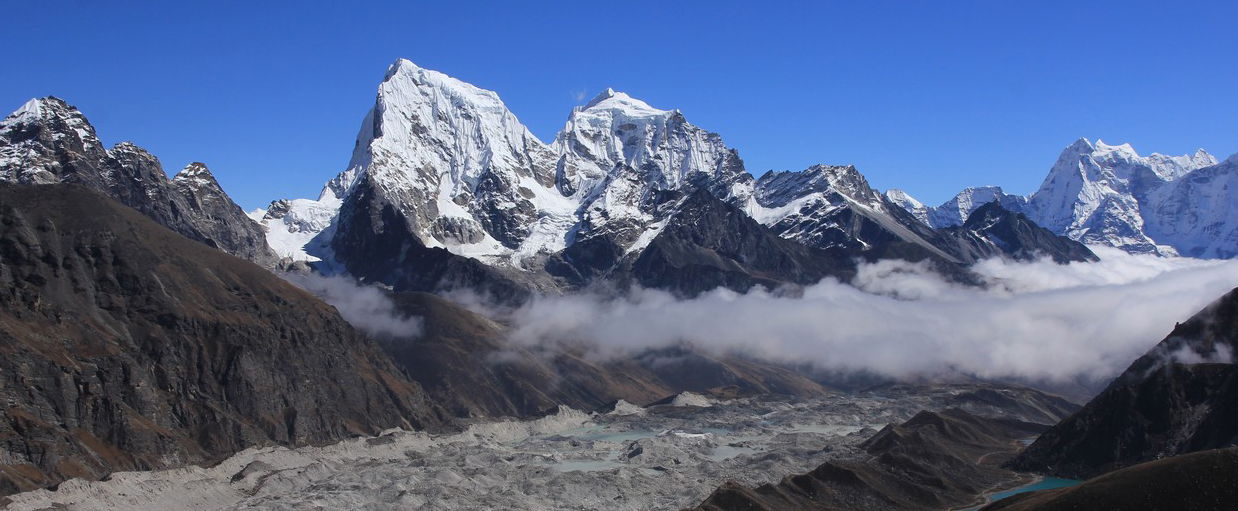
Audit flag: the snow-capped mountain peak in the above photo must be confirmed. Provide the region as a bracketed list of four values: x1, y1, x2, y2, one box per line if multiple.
[1025, 137, 1220, 252]
[924, 186, 1028, 228]
[554, 87, 726, 196]
[172, 162, 219, 188]
[755, 164, 882, 209]
[1092, 139, 1138, 157]
[0, 97, 277, 265]
[323, 58, 564, 260]
[580, 88, 671, 117]
[0, 97, 104, 184]
[2, 97, 93, 133]
[884, 188, 930, 224]
[348, 57, 554, 190]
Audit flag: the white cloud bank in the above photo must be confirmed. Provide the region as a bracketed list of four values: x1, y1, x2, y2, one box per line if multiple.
[506, 247, 1238, 384]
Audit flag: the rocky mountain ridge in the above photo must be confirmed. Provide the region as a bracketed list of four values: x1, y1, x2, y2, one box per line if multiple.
[0, 98, 276, 266]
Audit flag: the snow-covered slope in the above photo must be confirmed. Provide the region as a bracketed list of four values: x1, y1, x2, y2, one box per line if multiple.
[249, 196, 342, 262]
[884, 189, 929, 225]
[1142, 153, 1238, 258]
[1023, 138, 1215, 254]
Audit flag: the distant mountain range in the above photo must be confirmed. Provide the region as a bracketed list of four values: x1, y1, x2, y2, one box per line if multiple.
[238, 59, 1126, 298]
[4, 59, 1235, 303]
[888, 138, 1236, 258]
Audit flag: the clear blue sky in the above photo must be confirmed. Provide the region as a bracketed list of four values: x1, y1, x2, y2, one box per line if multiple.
[5, 1, 1236, 209]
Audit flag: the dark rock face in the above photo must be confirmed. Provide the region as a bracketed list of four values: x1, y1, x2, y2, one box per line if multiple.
[0, 97, 276, 266]
[0, 184, 445, 496]
[693, 408, 1046, 511]
[370, 291, 833, 419]
[625, 189, 859, 297]
[168, 162, 277, 263]
[1010, 287, 1238, 479]
[984, 448, 1238, 511]
[942, 201, 1098, 264]
[328, 175, 538, 302]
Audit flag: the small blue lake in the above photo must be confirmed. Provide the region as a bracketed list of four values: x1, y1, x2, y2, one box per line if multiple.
[988, 477, 1079, 503]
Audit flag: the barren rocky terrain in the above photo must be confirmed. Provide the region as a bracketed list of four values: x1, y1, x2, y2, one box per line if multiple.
[2, 384, 1072, 510]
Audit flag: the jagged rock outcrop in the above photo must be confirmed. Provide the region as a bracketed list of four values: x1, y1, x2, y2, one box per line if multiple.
[0, 97, 276, 265]
[1010, 287, 1238, 479]
[0, 184, 445, 496]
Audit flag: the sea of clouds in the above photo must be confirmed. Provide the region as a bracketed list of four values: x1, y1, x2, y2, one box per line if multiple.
[505, 247, 1238, 384]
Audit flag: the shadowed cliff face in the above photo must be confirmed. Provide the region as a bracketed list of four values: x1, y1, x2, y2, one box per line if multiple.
[1010, 287, 1238, 479]
[0, 184, 446, 496]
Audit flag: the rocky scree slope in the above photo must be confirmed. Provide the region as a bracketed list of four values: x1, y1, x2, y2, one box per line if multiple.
[0, 184, 446, 496]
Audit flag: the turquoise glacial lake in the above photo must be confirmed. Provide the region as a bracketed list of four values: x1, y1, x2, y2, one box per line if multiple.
[988, 477, 1079, 503]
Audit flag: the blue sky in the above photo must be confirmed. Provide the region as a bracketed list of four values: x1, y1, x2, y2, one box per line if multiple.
[5, 1, 1236, 209]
